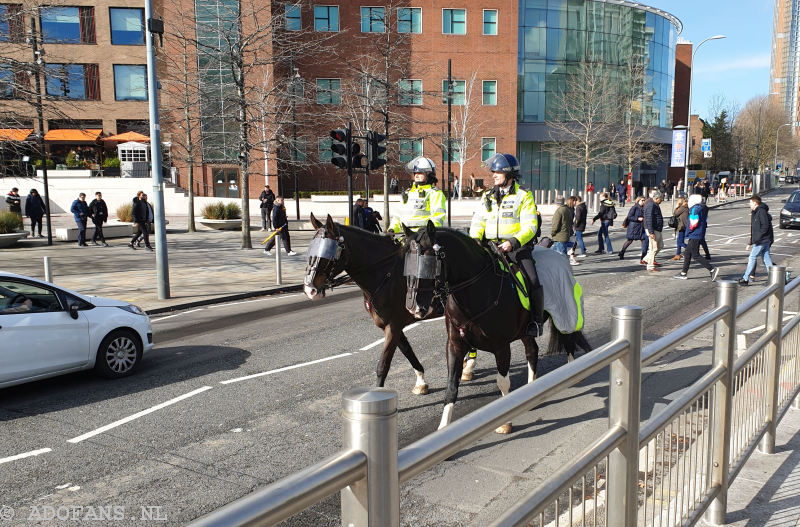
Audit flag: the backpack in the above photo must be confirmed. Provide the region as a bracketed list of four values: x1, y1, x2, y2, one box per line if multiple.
[604, 206, 617, 221]
[668, 215, 678, 229]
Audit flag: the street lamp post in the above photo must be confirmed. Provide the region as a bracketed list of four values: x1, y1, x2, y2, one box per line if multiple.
[684, 35, 726, 193]
[774, 122, 792, 177]
[289, 64, 301, 220]
[28, 15, 53, 246]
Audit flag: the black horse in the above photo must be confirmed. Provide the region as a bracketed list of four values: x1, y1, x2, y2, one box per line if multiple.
[304, 214, 431, 394]
[404, 222, 591, 433]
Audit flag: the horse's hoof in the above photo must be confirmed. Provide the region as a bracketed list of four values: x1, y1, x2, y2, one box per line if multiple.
[412, 384, 429, 395]
[461, 371, 473, 382]
[494, 423, 512, 434]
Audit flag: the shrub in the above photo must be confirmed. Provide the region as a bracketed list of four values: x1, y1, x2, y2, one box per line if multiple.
[65, 151, 83, 168]
[116, 203, 133, 222]
[0, 212, 23, 234]
[103, 157, 121, 168]
[202, 201, 241, 220]
[33, 158, 56, 168]
[224, 202, 242, 219]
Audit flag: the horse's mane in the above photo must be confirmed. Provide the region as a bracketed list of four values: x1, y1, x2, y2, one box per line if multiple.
[434, 228, 493, 263]
[334, 223, 399, 254]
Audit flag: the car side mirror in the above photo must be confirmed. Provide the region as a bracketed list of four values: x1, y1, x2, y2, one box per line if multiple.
[69, 304, 79, 319]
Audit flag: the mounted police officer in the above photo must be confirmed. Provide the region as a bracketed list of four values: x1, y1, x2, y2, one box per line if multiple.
[389, 156, 447, 233]
[469, 153, 545, 337]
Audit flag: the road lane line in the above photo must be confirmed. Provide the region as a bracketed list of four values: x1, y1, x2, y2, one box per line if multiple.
[423, 316, 445, 324]
[67, 386, 214, 443]
[205, 295, 299, 309]
[360, 338, 384, 351]
[220, 353, 353, 385]
[150, 309, 203, 322]
[0, 448, 52, 465]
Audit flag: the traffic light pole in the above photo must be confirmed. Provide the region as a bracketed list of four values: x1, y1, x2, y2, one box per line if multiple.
[446, 59, 453, 228]
[346, 122, 354, 226]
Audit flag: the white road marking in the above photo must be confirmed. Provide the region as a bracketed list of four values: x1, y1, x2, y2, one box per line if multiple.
[220, 353, 353, 385]
[742, 316, 794, 335]
[423, 316, 445, 324]
[67, 386, 214, 443]
[360, 338, 385, 351]
[403, 322, 421, 332]
[0, 448, 52, 465]
[205, 295, 298, 309]
[358, 321, 429, 351]
[150, 309, 203, 322]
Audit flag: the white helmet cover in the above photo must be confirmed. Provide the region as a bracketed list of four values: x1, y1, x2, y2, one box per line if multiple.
[405, 156, 436, 176]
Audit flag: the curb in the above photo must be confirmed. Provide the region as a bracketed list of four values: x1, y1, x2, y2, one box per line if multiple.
[144, 283, 306, 315]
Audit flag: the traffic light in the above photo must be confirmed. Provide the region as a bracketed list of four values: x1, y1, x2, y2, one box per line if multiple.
[330, 129, 349, 170]
[367, 131, 387, 170]
[351, 142, 367, 170]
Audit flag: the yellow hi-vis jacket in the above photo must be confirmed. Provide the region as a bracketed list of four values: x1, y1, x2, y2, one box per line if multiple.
[470, 182, 539, 247]
[389, 183, 447, 232]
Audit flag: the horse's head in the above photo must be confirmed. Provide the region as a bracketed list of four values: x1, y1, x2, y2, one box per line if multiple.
[304, 213, 345, 300]
[404, 220, 445, 319]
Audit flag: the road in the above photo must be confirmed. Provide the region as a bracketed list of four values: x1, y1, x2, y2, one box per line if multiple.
[1, 188, 798, 526]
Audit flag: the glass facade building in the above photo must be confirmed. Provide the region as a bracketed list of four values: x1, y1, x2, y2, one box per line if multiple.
[517, 0, 680, 191]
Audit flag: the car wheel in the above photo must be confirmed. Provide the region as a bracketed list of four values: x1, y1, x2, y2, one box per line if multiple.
[95, 330, 142, 379]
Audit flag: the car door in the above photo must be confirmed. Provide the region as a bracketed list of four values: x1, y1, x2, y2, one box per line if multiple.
[0, 279, 90, 384]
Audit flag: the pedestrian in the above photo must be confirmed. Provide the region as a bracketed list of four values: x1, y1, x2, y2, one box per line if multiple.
[643, 189, 664, 272]
[352, 198, 367, 229]
[363, 199, 382, 233]
[550, 196, 578, 265]
[5, 187, 21, 216]
[24, 189, 45, 238]
[389, 176, 399, 194]
[586, 181, 595, 194]
[264, 196, 296, 256]
[738, 195, 774, 286]
[591, 192, 616, 254]
[618, 195, 649, 261]
[675, 194, 719, 281]
[70, 193, 90, 247]
[670, 196, 689, 261]
[88, 191, 109, 246]
[617, 179, 627, 207]
[129, 192, 153, 250]
[572, 194, 587, 257]
[259, 185, 275, 230]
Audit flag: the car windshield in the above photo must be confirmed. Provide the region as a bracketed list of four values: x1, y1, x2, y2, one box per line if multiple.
[0, 280, 62, 314]
[789, 192, 800, 204]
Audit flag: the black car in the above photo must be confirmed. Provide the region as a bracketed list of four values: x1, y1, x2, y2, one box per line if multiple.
[785, 175, 797, 184]
[779, 190, 800, 229]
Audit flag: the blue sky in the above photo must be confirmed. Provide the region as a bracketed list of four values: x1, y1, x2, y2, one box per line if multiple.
[646, 0, 774, 121]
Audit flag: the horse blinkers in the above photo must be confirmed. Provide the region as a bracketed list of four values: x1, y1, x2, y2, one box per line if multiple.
[304, 231, 344, 297]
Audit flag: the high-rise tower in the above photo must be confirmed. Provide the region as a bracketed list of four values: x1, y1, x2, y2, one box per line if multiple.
[770, 0, 799, 131]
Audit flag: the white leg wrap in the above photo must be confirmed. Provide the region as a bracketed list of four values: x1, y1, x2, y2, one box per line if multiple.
[463, 358, 476, 376]
[528, 364, 536, 384]
[414, 370, 426, 387]
[496, 373, 511, 396]
[438, 403, 455, 430]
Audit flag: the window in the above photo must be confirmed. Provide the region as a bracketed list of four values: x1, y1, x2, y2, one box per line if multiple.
[399, 139, 422, 163]
[442, 8, 465, 35]
[442, 79, 465, 105]
[397, 7, 421, 34]
[482, 80, 496, 105]
[285, 4, 301, 31]
[41, 6, 94, 44]
[483, 9, 497, 35]
[0, 66, 14, 98]
[109, 8, 143, 45]
[443, 139, 460, 162]
[398, 79, 422, 105]
[318, 137, 332, 161]
[0, 4, 24, 42]
[293, 137, 307, 162]
[314, 5, 339, 32]
[316, 78, 340, 104]
[0, 280, 62, 315]
[113, 65, 147, 101]
[360, 7, 385, 33]
[481, 137, 496, 161]
[45, 63, 99, 100]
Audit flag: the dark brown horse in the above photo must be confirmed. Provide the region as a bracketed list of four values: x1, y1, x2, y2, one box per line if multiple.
[404, 222, 591, 433]
[304, 214, 432, 394]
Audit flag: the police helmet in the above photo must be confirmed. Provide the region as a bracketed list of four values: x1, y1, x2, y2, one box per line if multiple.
[405, 156, 437, 183]
[484, 153, 520, 179]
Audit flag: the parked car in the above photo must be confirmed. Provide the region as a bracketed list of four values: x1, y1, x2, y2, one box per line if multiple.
[785, 175, 797, 184]
[0, 272, 153, 388]
[779, 190, 800, 229]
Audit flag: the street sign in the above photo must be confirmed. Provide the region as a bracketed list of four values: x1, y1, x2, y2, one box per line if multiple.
[703, 151, 712, 158]
[701, 138, 711, 152]
[671, 129, 687, 167]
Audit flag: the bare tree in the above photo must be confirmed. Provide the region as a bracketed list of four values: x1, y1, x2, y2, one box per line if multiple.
[733, 96, 794, 173]
[615, 60, 663, 178]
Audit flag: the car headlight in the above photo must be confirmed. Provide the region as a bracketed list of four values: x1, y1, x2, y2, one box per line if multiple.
[781, 208, 791, 216]
[117, 304, 147, 316]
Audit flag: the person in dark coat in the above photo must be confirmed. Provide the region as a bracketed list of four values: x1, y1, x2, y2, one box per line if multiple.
[351, 198, 367, 229]
[572, 195, 587, 257]
[24, 189, 46, 238]
[642, 189, 664, 271]
[129, 192, 153, 250]
[264, 196, 296, 256]
[5, 187, 21, 216]
[259, 185, 275, 230]
[618, 195, 648, 261]
[88, 191, 109, 246]
[591, 193, 616, 254]
[70, 193, 90, 247]
[739, 195, 774, 285]
[675, 194, 718, 281]
[363, 199, 382, 233]
[616, 180, 627, 207]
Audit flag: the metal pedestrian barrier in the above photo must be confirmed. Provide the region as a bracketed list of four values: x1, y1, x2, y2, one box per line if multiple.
[190, 266, 800, 527]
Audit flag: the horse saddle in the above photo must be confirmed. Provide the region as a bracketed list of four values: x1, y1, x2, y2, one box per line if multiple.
[494, 253, 531, 311]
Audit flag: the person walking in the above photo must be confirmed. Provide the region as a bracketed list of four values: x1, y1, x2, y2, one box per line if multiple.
[573, 194, 587, 257]
[643, 189, 664, 272]
[70, 193, 90, 247]
[618, 195, 648, 261]
[616, 179, 627, 207]
[259, 185, 275, 230]
[670, 196, 689, 261]
[738, 195, 774, 286]
[264, 196, 296, 256]
[675, 194, 719, 281]
[363, 199, 382, 233]
[129, 192, 153, 250]
[88, 191, 109, 246]
[352, 198, 367, 229]
[5, 187, 21, 216]
[591, 193, 616, 254]
[24, 189, 45, 238]
[550, 196, 578, 265]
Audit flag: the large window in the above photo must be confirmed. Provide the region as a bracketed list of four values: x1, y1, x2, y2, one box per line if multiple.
[441, 79, 465, 105]
[318, 137, 332, 161]
[0, 4, 23, 42]
[113, 65, 147, 101]
[482, 80, 496, 105]
[45, 63, 99, 100]
[109, 8, 143, 45]
[285, 4, 301, 31]
[41, 6, 94, 44]
[399, 139, 422, 163]
[483, 9, 497, 35]
[0, 66, 14, 98]
[314, 5, 339, 32]
[442, 8, 465, 35]
[316, 78, 340, 104]
[481, 137, 496, 161]
[397, 7, 421, 34]
[398, 79, 422, 105]
[360, 7, 385, 33]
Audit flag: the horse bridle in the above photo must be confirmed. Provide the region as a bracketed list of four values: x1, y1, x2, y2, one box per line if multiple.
[404, 239, 447, 311]
[304, 229, 345, 292]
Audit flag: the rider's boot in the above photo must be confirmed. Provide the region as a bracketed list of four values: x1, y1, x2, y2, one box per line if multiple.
[526, 284, 545, 337]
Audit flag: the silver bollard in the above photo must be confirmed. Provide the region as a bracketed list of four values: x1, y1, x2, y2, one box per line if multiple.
[43, 256, 52, 283]
[275, 236, 283, 286]
[341, 388, 399, 527]
[593, 193, 600, 213]
[546, 190, 551, 204]
[759, 266, 786, 455]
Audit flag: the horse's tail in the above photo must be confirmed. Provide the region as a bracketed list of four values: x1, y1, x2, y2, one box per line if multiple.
[546, 319, 593, 357]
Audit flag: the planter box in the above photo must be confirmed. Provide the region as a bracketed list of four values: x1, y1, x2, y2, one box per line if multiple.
[198, 218, 242, 230]
[54, 220, 169, 242]
[0, 231, 29, 248]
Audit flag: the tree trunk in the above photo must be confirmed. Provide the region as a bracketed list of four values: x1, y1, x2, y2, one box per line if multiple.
[187, 161, 195, 232]
[236, 64, 252, 249]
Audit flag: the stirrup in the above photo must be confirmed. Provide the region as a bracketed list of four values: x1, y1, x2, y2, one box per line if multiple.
[526, 320, 545, 338]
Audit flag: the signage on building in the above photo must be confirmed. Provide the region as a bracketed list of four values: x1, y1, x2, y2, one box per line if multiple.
[703, 151, 712, 158]
[701, 138, 711, 152]
[671, 129, 687, 167]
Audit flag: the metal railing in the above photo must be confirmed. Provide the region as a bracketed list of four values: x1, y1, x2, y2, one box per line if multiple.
[190, 266, 800, 527]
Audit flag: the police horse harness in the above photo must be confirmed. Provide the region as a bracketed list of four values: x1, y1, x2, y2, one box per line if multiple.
[304, 213, 432, 394]
[404, 221, 591, 433]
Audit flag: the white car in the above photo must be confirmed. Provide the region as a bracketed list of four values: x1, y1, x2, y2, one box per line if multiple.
[0, 272, 153, 388]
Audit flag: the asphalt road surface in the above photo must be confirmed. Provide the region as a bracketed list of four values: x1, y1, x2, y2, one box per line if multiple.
[1, 187, 798, 526]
